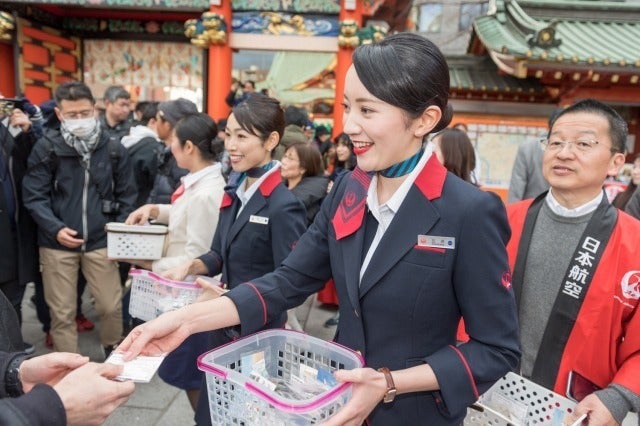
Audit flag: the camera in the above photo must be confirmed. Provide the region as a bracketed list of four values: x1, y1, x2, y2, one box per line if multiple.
[102, 200, 121, 215]
[0, 98, 25, 116]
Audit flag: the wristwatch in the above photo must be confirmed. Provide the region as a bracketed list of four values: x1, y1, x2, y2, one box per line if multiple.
[377, 367, 397, 403]
[5, 354, 25, 398]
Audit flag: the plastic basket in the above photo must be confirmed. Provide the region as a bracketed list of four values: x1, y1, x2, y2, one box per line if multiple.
[465, 372, 577, 425]
[128, 269, 211, 321]
[106, 222, 167, 260]
[198, 329, 365, 425]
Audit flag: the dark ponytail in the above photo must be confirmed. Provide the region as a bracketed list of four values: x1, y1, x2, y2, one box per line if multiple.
[174, 113, 220, 162]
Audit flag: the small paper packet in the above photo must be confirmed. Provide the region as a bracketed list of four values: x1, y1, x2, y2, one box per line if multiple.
[106, 352, 166, 383]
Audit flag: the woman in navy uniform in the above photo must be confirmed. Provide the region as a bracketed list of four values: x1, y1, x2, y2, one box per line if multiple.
[160, 94, 307, 424]
[122, 34, 520, 425]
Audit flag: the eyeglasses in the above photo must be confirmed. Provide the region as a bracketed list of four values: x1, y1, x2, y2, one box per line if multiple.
[540, 138, 602, 153]
[61, 109, 94, 120]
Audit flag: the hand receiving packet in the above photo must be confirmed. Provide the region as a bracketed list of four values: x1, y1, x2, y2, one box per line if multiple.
[106, 352, 166, 383]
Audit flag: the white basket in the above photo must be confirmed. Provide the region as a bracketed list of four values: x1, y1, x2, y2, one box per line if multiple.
[465, 372, 577, 425]
[106, 222, 167, 260]
[198, 329, 364, 426]
[128, 269, 210, 321]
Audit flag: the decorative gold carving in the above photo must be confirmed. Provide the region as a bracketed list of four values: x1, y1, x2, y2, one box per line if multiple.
[592, 73, 600, 82]
[554, 71, 562, 80]
[184, 12, 227, 48]
[535, 70, 543, 78]
[262, 12, 312, 36]
[631, 75, 638, 84]
[338, 19, 360, 48]
[572, 72, 580, 81]
[0, 11, 15, 40]
[611, 74, 619, 83]
[337, 19, 387, 49]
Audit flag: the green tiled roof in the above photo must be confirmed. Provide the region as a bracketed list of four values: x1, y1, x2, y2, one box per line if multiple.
[473, 0, 640, 69]
[448, 55, 547, 97]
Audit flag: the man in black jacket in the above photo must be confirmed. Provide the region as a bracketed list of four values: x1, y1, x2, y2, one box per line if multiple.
[0, 102, 40, 352]
[22, 81, 137, 357]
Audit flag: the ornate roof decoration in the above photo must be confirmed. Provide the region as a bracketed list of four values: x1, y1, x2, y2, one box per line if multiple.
[448, 55, 549, 102]
[473, 0, 640, 78]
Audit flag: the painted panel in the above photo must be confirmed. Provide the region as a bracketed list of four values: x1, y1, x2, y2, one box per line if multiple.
[232, 12, 339, 36]
[54, 51, 77, 72]
[22, 26, 76, 50]
[22, 44, 49, 66]
[23, 85, 51, 103]
[232, 0, 340, 13]
[18, 18, 81, 104]
[84, 40, 203, 107]
[24, 69, 50, 82]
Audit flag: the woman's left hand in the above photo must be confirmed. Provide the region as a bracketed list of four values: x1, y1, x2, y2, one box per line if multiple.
[321, 368, 387, 426]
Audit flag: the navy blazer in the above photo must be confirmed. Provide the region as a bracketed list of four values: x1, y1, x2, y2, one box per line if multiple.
[199, 169, 307, 331]
[227, 155, 520, 425]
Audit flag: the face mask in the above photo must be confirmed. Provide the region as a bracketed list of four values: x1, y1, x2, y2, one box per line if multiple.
[63, 117, 97, 139]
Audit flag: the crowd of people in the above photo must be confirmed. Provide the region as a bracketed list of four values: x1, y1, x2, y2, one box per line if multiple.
[1, 31, 639, 426]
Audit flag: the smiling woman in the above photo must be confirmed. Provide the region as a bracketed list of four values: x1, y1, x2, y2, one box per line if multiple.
[151, 94, 308, 425]
[119, 33, 520, 426]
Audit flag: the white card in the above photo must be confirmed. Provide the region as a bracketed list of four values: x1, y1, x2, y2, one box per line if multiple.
[106, 352, 166, 383]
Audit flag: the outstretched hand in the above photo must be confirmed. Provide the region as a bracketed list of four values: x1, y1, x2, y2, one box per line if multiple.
[119, 310, 191, 361]
[20, 352, 90, 392]
[321, 368, 387, 426]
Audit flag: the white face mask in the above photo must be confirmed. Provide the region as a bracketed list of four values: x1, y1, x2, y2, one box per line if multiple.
[63, 117, 98, 139]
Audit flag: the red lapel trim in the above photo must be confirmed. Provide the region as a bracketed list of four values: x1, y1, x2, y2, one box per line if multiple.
[259, 170, 281, 197]
[414, 154, 447, 200]
[332, 167, 372, 240]
[220, 193, 233, 209]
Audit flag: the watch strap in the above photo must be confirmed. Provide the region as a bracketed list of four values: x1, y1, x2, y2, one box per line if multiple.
[377, 367, 397, 403]
[5, 354, 25, 398]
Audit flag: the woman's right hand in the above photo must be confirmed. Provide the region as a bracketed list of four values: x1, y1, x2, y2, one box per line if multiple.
[125, 204, 156, 225]
[161, 261, 192, 281]
[119, 310, 191, 360]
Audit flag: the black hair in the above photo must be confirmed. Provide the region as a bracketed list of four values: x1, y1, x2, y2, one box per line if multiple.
[244, 80, 256, 89]
[54, 81, 95, 105]
[334, 132, 356, 171]
[231, 93, 285, 142]
[549, 99, 627, 153]
[103, 85, 131, 103]
[352, 33, 452, 134]
[284, 105, 309, 128]
[174, 113, 222, 162]
[135, 101, 158, 126]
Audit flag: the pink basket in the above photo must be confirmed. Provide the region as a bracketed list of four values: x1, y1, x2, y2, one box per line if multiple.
[128, 269, 211, 321]
[198, 329, 364, 425]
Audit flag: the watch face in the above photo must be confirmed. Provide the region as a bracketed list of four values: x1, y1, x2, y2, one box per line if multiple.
[384, 389, 397, 403]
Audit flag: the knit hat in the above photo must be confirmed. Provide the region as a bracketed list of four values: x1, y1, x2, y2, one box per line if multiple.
[158, 98, 198, 127]
[315, 125, 330, 137]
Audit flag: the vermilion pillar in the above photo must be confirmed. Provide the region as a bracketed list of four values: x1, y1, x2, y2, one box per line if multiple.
[332, 1, 364, 137]
[207, 1, 233, 121]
